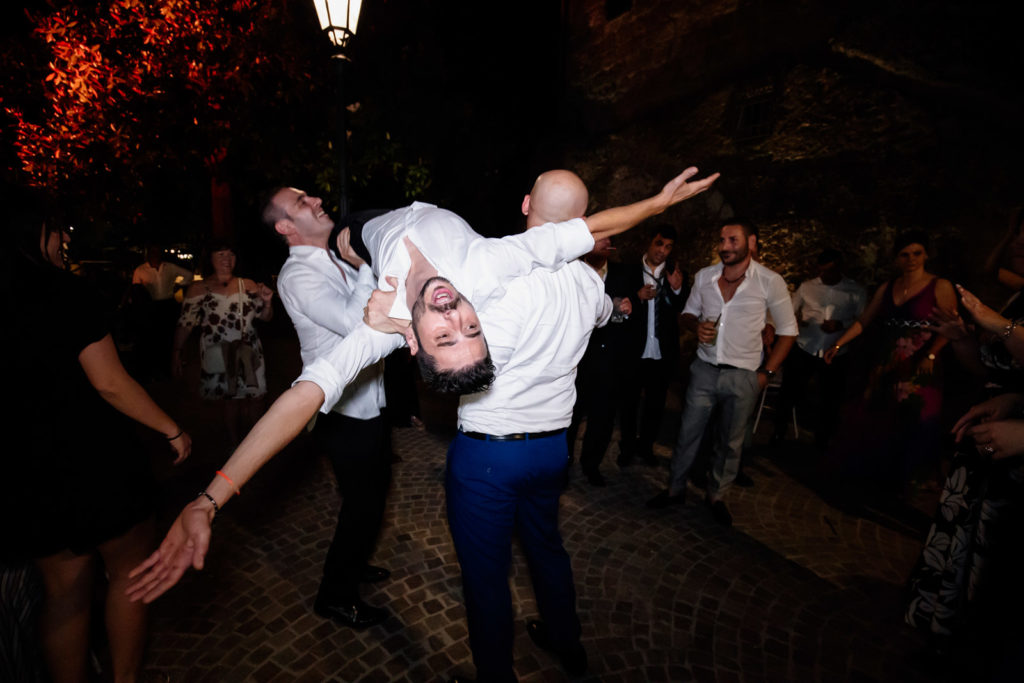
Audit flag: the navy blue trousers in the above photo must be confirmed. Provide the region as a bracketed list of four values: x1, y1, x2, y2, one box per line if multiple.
[446, 431, 582, 683]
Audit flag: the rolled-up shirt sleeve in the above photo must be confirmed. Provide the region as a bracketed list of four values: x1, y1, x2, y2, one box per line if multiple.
[469, 218, 595, 285]
[682, 277, 705, 318]
[295, 323, 406, 411]
[766, 274, 799, 337]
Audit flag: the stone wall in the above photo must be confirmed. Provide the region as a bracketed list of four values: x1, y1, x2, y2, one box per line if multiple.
[558, 0, 1023, 294]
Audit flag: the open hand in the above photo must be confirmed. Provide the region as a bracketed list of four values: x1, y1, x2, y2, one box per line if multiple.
[957, 285, 1006, 334]
[335, 227, 366, 269]
[657, 167, 721, 210]
[126, 498, 215, 603]
[667, 266, 684, 291]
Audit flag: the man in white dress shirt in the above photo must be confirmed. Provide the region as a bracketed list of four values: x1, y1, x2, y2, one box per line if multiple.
[126, 168, 720, 606]
[376, 170, 613, 681]
[271, 187, 393, 630]
[648, 220, 798, 526]
[773, 248, 866, 448]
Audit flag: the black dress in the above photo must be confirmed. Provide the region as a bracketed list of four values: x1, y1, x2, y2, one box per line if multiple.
[1, 262, 155, 561]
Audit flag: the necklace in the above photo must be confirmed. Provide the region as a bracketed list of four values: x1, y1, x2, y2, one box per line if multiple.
[721, 269, 746, 284]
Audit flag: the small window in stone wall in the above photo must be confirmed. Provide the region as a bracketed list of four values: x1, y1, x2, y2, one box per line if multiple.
[606, 0, 632, 21]
[732, 82, 777, 143]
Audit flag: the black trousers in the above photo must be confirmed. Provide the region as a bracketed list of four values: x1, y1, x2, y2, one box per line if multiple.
[619, 357, 671, 457]
[314, 411, 391, 603]
[776, 346, 849, 446]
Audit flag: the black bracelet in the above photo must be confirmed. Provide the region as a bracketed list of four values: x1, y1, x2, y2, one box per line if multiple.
[197, 490, 220, 518]
[166, 430, 184, 441]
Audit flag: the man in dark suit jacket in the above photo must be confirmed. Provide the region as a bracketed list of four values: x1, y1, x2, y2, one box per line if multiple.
[612, 224, 687, 466]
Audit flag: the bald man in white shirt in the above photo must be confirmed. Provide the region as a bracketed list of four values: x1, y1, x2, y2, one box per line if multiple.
[369, 170, 614, 681]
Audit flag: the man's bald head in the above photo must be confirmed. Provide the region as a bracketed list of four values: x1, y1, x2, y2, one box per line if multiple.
[522, 170, 589, 228]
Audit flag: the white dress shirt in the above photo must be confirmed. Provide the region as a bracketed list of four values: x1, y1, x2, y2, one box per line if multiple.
[297, 203, 597, 412]
[683, 260, 798, 371]
[277, 245, 385, 419]
[458, 261, 612, 434]
[132, 261, 193, 301]
[791, 276, 867, 357]
[363, 202, 595, 319]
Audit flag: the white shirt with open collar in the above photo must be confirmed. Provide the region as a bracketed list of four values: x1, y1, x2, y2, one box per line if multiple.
[458, 260, 612, 435]
[683, 259, 798, 372]
[277, 245, 385, 420]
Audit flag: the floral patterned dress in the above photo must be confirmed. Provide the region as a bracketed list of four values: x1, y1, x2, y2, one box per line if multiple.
[828, 278, 943, 488]
[178, 280, 267, 400]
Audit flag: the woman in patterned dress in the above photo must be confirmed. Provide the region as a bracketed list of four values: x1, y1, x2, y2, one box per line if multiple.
[172, 242, 274, 444]
[824, 231, 957, 494]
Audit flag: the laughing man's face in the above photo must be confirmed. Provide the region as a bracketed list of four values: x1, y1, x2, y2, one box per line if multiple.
[409, 277, 487, 370]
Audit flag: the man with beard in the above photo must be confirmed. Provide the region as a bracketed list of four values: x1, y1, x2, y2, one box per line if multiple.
[126, 168, 720, 604]
[647, 220, 797, 526]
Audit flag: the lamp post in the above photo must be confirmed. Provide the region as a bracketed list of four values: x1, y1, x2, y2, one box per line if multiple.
[312, 0, 363, 218]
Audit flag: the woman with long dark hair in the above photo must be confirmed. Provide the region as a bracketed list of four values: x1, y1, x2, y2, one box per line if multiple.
[0, 189, 190, 683]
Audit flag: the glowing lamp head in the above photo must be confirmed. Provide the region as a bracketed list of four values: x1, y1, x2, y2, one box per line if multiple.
[312, 0, 363, 50]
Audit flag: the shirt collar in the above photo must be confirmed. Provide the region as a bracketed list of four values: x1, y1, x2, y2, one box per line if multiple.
[642, 255, 665, 278]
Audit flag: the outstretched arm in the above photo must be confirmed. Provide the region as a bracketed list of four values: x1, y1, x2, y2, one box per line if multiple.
[585, 167, 720, 241]
[126, 380, 325, 603]
[958, 284, 1024, 365]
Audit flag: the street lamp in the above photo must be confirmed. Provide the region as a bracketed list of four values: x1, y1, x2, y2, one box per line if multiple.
[312, 0, 363, 217]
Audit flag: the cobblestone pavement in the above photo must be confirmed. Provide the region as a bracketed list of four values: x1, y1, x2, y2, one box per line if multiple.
[142, 367, 934, 682]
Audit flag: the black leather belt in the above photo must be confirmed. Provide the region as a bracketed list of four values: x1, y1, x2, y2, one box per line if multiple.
[704, 361, 739, 370]
[460, 429, 565, 442]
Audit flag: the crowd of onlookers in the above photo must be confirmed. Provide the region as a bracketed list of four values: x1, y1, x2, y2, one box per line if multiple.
[569, 211, 1024, 676]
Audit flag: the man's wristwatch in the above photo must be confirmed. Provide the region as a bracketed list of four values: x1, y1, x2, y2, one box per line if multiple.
[759, 368, 776, 379]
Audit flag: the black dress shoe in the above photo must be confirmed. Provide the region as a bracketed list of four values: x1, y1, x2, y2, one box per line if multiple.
[526, 619, 587, 676]
[584, 470, 606, 487]
[646, 489, 685, 509]
[313, 597, 388, 629]
[706, 499, 732, 527]
[361, 565, 391, 583]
